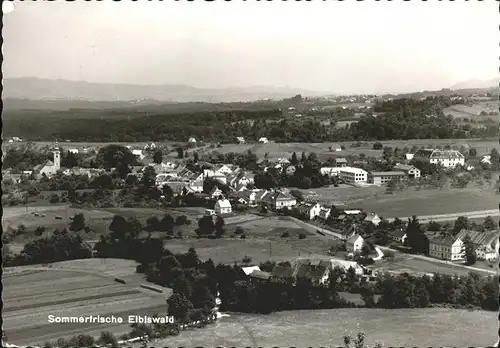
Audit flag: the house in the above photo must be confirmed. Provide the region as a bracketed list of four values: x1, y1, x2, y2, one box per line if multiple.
[188, 137, 197, 144]
[253, 189, 269, 203]
[338, 167, 368, 184]
[68, 148, 79, 154]
[335, 158, 348, 167]
[144, 142, 157, 150]
[242, 266, 261, 276]
[481, 155, 492, 165]
[235, 183, 247, 192]
[210, 186, 223, 199]
[391, 229, 407, 244]
[318, 208, 332, 221]
[364, 213, 381, 226]
[320, 167, 343, 177]
[285, 165, 297, 175]
[296, 202, 322, 220]
[413, 149, 465, 168]
[367, 171, 406, 186]
[214, 199, 232, 215]
[327, 259, 364, 276]
[456, 229, 499, 261]
[270, 265, 295, 283]
[35, 143, 61, 177]
[258, 137, 269, 144]
[405, 153, 415, 161]
[330, 144, 342, 152]
[249, 270, 271, 281]
[393, 164, 421, 179]
[188, 180, 204, 193]
[428, 235, 463, 261]
[269, 191, 297, 210]
[132, 149, 145, 160]
[346, 234, 364, 253]
[236, 137, 246, 144]
[294, 263, 330, 285]
[235, 190, 257, 205]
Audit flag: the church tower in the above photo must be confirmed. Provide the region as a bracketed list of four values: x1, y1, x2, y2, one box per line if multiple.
[53, 141, 61, 171]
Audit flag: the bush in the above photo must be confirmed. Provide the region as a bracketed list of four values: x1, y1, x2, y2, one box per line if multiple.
[372, 142, 383, 150]
[34, 226, 46, 236]
[240, 233, 247, 239]
[281, 231, 290, 238]
[298, 232, 307, 239]
[234, 226, 244, 234]
[242, 255, 252, 264]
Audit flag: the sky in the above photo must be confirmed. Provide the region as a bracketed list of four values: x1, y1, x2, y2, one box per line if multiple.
[2, 0, 498, 95]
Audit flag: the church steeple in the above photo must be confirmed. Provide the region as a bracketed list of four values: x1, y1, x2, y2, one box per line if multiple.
[53, 141, 61, 171]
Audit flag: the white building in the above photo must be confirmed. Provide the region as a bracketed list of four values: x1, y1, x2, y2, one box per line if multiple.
[413, 149, 465, 168]
[188, 137, 197, 144]
[346, 234, 364, 253]
[215, 199, 232, 215]
[258, 137, 269, 144]
[393, 164, 421, 179]
[320, 167, 343, 176]
[297, 202, 323, 220]
[428, 235, 463, 261]
[68, 148, 79, 154]
[338, 167, 367, 184]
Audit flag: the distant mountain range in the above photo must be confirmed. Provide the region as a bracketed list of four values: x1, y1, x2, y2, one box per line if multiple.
[450, 78, 499, 90]
[2, 77, 331, 103]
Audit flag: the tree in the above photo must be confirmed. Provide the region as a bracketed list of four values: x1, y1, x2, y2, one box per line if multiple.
[405, 215, 428, 254]
[193, 152, 199, 163]
[483, 216, 495, 230]
[215, 216, 226, 237]
[453, 216, 469, 234]
[62, 151, 78, 168]
[69, 213, 86, 232]
[177, 147, 184, 159]
[197, 216, 215, 236]
[372, 142, 383, 150]
[468, 148, 477, 157]
[96, 145, 137, 178]
[153, 150, 163, 164]
[109, 215, 128, 240]
[290, 152, 298, 165]
[161, 184, 174, 202]
[146, 216, 161, 231]
[461, 234, 477, 265]
[167, 293, 194, 322]
[98, 331, 119, 348]
[160, 214, 174, 234]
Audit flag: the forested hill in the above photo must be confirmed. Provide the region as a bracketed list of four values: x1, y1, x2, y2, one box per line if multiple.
[3, 97, 498, 142]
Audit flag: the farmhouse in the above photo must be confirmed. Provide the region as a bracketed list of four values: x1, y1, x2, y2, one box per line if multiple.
[393, 164, 421, 179]
[391, 229, 407, 244]
[234, 190, 257, 205]
[318, 207, 332, 220]
[296, 202, 322, 220]
[346, 234, 364, 253]
[335, 158, 348, 167]
[364, 213, 381, 226]
[270, 265, 295, 283]
[269, 191, 297, 210]
[294, 263, 330, 285]
[236, 137, 246, 144]
[258, 137, 269, 144]
[428, 235, 463, 261]
[413, 149, 465, 168]
[188, 137, 197, 144]
[338, 167, 367, 184]
[330, 143, 342, 152]
[249, 270, 271, 281]
[367, 171, 406, 185]
[214, 199, 232, 215]
[456, 229, 499, 261]
[242, 265, 261, 276]
[68, 148, 79, 154]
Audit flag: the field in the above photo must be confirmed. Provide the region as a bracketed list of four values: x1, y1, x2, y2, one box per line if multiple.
[141, 308, 497, 347]
[299, 185, 500, 219]
[3, 259, 171, 346]
[443, 101, 499, 122]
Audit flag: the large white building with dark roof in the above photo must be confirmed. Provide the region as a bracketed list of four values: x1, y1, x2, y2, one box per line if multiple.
[413, 149, 465, 168]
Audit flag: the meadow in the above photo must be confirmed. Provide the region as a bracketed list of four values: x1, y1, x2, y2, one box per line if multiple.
[141, 308, 497, 347]
[3, 259, 171, 347]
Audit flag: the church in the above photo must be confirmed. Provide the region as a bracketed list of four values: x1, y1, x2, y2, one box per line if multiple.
[35, 143, 61, 177]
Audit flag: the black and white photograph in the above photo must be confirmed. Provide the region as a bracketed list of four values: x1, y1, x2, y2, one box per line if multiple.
[1, 0, 499, 347]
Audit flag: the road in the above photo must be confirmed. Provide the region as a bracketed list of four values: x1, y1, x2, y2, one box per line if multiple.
[386, 209, 500, 223]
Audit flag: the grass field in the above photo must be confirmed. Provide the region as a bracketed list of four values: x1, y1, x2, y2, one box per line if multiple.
[3, 259, 170, 346]
[141, 308, 496, 347]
